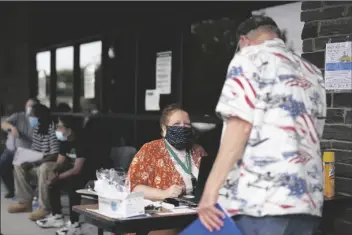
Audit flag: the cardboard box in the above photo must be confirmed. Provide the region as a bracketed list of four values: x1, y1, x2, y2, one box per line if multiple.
[98, 191, 144, 218]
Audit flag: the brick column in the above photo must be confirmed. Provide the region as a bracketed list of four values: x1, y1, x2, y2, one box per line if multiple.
[301, 0, 352, 192]
[302, 3, 352, 234]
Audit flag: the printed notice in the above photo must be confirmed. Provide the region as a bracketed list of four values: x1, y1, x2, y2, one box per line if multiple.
[325, 42, 352, 91]
[145, 89, 160, 111]
[156, 51, 172, 94]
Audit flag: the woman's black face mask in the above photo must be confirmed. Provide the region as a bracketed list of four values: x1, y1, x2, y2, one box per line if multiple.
[165, 126, 194, 150]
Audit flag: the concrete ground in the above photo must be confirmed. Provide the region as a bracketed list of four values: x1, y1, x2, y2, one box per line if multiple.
[0, 183, 111, 235]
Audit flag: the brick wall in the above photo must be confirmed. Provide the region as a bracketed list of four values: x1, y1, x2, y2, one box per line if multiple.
[301, 1, 352, 196]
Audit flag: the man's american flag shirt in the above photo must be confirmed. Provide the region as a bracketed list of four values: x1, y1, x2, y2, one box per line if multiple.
[216, 38, 326, 217]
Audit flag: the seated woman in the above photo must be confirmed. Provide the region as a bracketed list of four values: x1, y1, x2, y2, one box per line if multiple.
[8, 104, 60, 221]
[128, 104, 207, 235]
[36, 115, 112, 235]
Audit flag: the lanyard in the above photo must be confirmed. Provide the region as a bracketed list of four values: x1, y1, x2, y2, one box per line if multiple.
[164, 140, 193, 176]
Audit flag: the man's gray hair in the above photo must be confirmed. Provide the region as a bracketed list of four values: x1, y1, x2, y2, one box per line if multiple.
[246, 24, 287, 43]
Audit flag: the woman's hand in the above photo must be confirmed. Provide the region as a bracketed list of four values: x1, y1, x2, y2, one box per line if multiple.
[164, 185, 183, 198]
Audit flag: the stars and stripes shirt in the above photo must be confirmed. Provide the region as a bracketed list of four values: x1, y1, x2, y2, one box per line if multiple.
[31, 122, 60, 155]
[216, 38, 326, 217]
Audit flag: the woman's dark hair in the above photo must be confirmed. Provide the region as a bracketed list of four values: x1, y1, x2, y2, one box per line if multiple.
[160, 103, 186, 128]
[58, 115, 82, 134]
[32, 104, 52, 135]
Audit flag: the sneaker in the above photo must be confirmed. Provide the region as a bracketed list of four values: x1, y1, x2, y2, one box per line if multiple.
[36, 214, 65, 228]
[8, 202, 31, 213]
[56, 222, 83, 235]
[28, 207, 49, 221]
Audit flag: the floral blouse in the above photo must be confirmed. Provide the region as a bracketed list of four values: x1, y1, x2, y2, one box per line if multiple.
[128, 139, 207, 192]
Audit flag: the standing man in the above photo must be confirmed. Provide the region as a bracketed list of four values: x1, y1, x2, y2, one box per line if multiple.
[0, 98, 38, 198]
[198, 16, 326, 235]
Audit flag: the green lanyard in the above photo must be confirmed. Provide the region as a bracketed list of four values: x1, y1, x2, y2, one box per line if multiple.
[164, 140, 193, 176]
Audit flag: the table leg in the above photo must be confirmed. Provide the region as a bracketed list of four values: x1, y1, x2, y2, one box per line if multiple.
[98, 228, 104, 235]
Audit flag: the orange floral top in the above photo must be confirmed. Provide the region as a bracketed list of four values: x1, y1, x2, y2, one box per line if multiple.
[128, 139, 207, 191]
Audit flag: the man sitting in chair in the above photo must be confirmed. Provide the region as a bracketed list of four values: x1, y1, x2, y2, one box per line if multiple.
[36, 115, 112, 235]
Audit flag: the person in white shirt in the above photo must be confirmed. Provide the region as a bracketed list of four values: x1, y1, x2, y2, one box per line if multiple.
[198, 15, 326, 235]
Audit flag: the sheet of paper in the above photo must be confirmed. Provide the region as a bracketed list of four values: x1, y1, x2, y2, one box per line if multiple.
[325, 41, 352, 91]
[76, 189, 97, 196]
[12, 147, 44, 166]
[156, 51, 172, 94]
[86, 208, 151, 219]
[157, 208, 196, 215]
[145, 89, 160, 111]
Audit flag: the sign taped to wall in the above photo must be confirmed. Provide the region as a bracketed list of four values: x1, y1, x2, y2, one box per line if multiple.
[156, 51, 172, 94]
[325, 41, 352, 91]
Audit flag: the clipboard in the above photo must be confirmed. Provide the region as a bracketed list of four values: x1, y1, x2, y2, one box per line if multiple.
[180, 204, 243, 235]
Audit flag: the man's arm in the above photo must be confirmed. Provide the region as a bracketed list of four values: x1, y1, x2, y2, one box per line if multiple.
[203, 117, 251, 196]
[198, 53, 260, 231]
[59, 158, 85, 180]
[1, 113, 19, 137]
[1, 121, 14, 132]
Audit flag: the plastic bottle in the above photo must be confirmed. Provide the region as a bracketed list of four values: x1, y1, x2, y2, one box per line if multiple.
[323, 152, 335, 198]
[32, 197, 40, 212]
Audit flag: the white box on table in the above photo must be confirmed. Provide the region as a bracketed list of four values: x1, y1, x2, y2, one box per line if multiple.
[98, 191, 144, 218]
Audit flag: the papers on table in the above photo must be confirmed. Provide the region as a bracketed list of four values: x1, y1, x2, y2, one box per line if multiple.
[76, 189, 98, 196]
[156, 208, 196, 215]
[87, 208, 151, 219]
[12, 147, 44, 166]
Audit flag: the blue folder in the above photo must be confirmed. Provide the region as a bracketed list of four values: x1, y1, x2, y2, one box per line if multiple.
[180, 204, 243, 235]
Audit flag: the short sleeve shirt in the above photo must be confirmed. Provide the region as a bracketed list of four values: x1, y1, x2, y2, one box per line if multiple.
[5, 112, 32, 150]
[216, 39, 326, 217]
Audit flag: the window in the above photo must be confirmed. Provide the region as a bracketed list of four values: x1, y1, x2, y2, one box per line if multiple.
[56, 46, 74, 108]
[36, 51, 51, 107]
[80, 41, 102, 102]
[184, 17, 241, 114]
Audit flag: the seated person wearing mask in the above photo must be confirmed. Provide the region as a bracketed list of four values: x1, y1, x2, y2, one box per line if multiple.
[8, 104, 60, 221]
[36, 115, 112, 235]
[128, 104, 207, 235]
[0, 98, 38, 198]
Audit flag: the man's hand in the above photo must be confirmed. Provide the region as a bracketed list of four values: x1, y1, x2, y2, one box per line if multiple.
[10, 126, 19, 137]
[198, 191, 225, 232]
[163, 185, 183, 198]
[53, 163, 65, 174]
[21, 162, 34, 171]
[48, 172, 60, 185]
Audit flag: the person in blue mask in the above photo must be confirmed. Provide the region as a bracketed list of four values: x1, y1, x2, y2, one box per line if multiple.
[0, 98, 38, 198]
[8, 103, 60, 221]
[36, 115, 112, 235]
